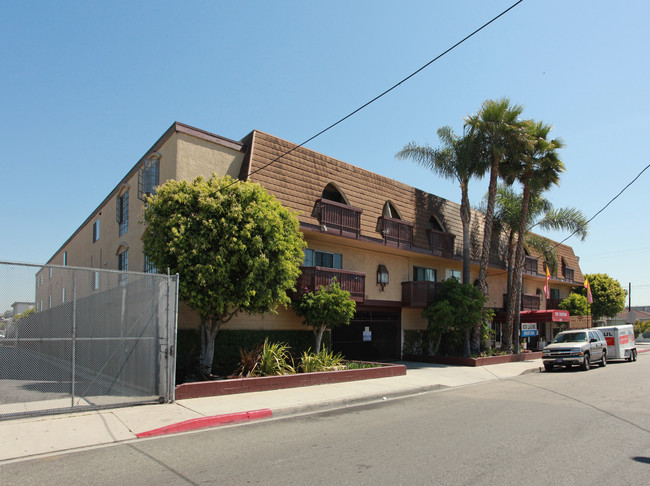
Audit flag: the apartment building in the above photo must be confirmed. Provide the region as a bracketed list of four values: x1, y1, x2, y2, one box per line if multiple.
[38, 122, 584, 359]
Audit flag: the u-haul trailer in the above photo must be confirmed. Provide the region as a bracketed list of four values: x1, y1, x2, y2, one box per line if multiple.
[599, 325, 637, 362]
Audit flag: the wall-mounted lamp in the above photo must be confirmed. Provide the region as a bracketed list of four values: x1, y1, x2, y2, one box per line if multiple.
[377, 264, 389, 291]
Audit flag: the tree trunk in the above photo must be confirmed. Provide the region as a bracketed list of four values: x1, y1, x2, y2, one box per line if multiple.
[474, 160, 499, 354]
[314, 326, 326, 353]
[477, 157, 500, 295]
[503, 183, 532, 353]
[200, 319, 220, 375]
[460, 183, 479, 356]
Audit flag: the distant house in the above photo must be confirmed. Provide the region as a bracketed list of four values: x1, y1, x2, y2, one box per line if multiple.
[11, 301, 35, 316]
[36, 122, 586, 359]
[602, 309, 650, 327]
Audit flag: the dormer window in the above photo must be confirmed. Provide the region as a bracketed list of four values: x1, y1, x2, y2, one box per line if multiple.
[321, 183, 347, 204]
[382, 201, 401, 219]
[312, 183, 361, 238]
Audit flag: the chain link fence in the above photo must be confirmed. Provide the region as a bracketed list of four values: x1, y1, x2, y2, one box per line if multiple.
[0, 261, 178, 420]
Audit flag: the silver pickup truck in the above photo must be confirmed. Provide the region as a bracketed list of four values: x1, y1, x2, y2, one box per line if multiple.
[542, 329, 607, 372]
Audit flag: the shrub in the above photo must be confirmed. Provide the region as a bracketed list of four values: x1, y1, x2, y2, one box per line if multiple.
[253, 339, 295, 376]
[299, 348, 344, 373]
[345, 361, 376, 369]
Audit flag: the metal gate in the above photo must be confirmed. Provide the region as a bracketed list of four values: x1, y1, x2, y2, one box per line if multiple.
[332, 310, 401, 361]
[0, 261, 178, 420]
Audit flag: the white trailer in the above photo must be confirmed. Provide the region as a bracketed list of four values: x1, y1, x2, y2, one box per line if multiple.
[599, 325, 637, 361]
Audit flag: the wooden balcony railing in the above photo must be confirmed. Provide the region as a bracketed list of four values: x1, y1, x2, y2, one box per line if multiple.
[296, 266, 365, 303]
[523, 256, 539, 275]
[546, 298, 563, 309]
[312, 199, 362, 239]
[503, 293, 541, 312]
[376, 216, 414, 249]
[402, 281, 441, 308]
[427, 229, 455, 259]
[563, 267, 575, 282]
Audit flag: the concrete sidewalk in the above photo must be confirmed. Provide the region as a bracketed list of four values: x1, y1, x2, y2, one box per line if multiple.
[0, 357, 545, 462]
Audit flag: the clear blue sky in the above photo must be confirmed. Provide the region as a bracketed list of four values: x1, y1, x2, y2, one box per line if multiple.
[2, 0, 649, 308]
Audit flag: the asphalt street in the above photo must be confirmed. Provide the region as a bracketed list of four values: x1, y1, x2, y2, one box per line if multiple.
[1, 353, 648, 485]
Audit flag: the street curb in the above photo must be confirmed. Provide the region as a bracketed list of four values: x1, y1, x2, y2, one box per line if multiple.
[135, 409, 272, 438]
[271, 384, 450, 419]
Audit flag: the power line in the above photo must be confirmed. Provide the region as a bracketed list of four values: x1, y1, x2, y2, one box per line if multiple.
[557, 162, 650, 247]
[226, 0, 526, 187]
[488, 162, 650, 280]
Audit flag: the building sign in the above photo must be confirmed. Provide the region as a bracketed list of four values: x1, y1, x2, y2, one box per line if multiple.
[521, 322, 538, 337]
[363, 327, 372, 342]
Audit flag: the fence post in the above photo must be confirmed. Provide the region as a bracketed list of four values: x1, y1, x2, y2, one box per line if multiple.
[71, 269, 77, 408]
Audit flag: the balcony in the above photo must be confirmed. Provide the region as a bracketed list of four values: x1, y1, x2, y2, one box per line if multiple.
[402, 281, 441, 308]
[312, 199, 362, 239]
[428, 229, 455, 259]
[503, 293, 541, 312]
[562, 267, 575, 282]
[296, 266, 365, 303]
[376, 216, 414, 249]
[523, 256, 539, 275]
[546, 298, 563, 309]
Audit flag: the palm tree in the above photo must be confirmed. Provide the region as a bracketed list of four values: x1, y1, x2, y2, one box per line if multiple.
[465, 98, 528, 353]
[493, 185, 588, 300]
[503, 120, 566, 352]
[396, 126, 485, 357]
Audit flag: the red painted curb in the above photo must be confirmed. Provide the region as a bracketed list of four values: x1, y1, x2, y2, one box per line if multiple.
[136, 409, 272, 438]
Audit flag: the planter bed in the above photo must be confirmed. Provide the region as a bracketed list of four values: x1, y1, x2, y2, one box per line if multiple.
[175, 361, 406, 400]
[403, 351, 543, 367]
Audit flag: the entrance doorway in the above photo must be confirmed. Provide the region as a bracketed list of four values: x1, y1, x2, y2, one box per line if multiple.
[332, 310, 401, 361]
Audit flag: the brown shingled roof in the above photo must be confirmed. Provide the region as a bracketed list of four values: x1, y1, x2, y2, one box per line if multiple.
[245, 130, 582, 279]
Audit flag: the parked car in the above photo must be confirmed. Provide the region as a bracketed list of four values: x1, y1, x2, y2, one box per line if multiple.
[542, 329, 607, 372]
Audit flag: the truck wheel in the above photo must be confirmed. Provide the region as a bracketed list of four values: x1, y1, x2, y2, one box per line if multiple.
[632, 349, 637, 362]
[581, 353, 590, 371]
[544, 363, 553, 372]
[600, 352, 606, 367]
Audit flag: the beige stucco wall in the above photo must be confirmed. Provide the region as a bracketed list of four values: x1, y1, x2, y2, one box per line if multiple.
[178, 302, 303, 331]
[174, 133, 245, 182]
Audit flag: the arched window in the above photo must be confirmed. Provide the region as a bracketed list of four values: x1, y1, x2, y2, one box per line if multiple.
[382, 201, 402, 220]
[428, 216, 444, 232]
[321, 183, 348, 204]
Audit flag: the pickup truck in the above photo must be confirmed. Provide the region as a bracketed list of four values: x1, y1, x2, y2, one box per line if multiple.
[542, 329, 607, 372]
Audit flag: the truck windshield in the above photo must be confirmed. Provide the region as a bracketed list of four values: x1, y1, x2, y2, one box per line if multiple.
[553, 332, 587, 343]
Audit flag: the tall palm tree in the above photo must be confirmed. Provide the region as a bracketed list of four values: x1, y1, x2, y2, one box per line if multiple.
[465, 98, 528, 353]
[396, 126, 485, 357]
[503, 120, 565, 352]
[493, 185, 588, 299]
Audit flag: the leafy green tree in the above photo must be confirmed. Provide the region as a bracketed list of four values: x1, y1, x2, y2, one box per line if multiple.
[578, 273, 626, 321]
[421, 278, 490, 357]
[143, 174, 306, 374]
[558, 293, 590, 316]
[633, 320, 650, 338]
[396, 126, 485, 357]
[292, 280, 356, 353]
[12, 307, 35, 323]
